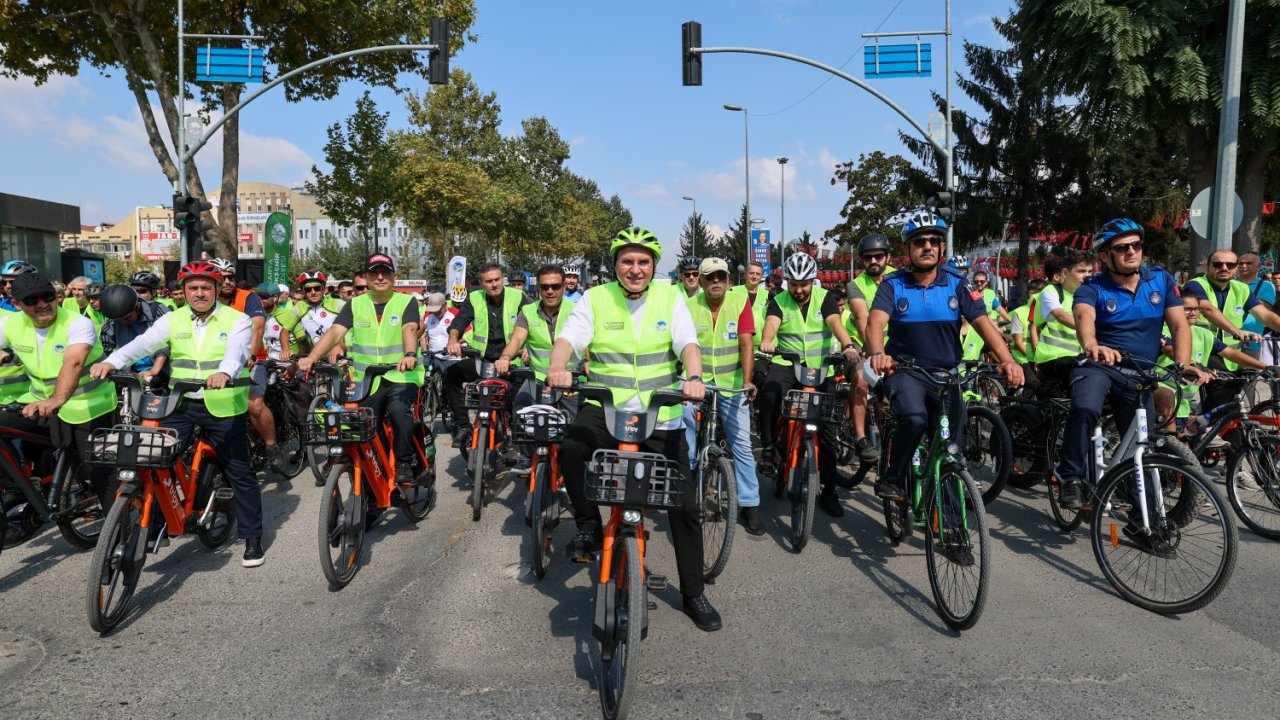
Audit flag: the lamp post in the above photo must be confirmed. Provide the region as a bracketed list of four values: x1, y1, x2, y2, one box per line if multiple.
[777, 157, 788, 273]
[724, 104, 750, 265]
[681, 195, 697, 256]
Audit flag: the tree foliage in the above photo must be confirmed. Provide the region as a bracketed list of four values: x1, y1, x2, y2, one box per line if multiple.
[824, 152, 923, 249]
[678, 211, 715, 259]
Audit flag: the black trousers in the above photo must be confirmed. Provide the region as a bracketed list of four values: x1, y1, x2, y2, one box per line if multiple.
[558, 403, 704, 599]
[882, 371, 967, 490]
[758, 363, 840, 492]
[443, 360, 482, 431]
[163, 404, 262, 540]
[0, 410, 114, 511]
[364, 380, 418, 464]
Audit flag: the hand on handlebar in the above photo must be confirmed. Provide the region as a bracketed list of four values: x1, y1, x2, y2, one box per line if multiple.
[546, 368, 573, 390]
[494, 357, 512, 376]
[446, 339, 462, 357]
[682, 378, 705, 402]
[89, 362, 117, 380]
[760, 340, 775, 354]
[297, 356, 316, 374]
[1084, 343, 1122, 366]
[1236, 330, 1262, 346]
[869, 352, 895, 375]
[998, 360, 1025, 388]
[841, 346, 860, 366]
[1184, 365, 1215, 385]
[23, 399, 61, 419]
[397, 355, 418, 373]
[206, 372, 232, 390]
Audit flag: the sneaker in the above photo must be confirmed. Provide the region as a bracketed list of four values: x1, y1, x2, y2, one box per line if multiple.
[1237, 469, 1262, 492]
[1122, 523, 1177, 559]
[740, 506, 766, 536]
[395, 460, 416, 484]
[567, 529, 599, 564]
[512, 455, 532, 476]
[855, 437, 880, 464]
[818, 491, 844, 518]
[1056, 475, 1085, 509]
[242, 538, 265, 568]
[681, 593, 723, 632]
[266, 444, 287, 473]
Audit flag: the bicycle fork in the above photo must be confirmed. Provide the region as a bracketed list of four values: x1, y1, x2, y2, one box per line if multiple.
[1128, 408, 1166, 534]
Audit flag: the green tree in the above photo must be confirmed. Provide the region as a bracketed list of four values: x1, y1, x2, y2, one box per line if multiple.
[0, 1, 475, 259]
[678, 211, 715, 259]
[824, 152, 922, 250]
[711, 203, 751, 269]
[295, 231, 365, 280]
[305, 91, 397, 260]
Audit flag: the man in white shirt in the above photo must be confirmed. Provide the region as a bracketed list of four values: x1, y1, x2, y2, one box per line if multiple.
[421, 292, 460, 372]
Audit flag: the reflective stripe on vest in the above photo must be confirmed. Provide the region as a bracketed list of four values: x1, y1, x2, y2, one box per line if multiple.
[686, 291, 748, 390]
[464, 288, 524, 354]
[773, 286, 833, 369]
[1192, 276, 1249, 370]
[1035, 286, 1080, 363]
[1010, 305, 1032, 363]
[6, 307, 115, 423]
[522, 300, 573, 383]
[348, 293, 423, 391]
[586, 282, 681, 423]
[728, 285, 769, 349]
[169, 306, 250, 418]
[848, 268, 893, 347]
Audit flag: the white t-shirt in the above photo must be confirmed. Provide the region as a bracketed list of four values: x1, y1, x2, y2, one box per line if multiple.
[1038, 287, 1064, 324]
[263, 315, 288, 360]
[425, 307, 460, 355]
[0, 312, 98, 355]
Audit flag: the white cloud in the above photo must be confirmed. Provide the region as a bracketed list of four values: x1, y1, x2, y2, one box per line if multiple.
[0, 74, 89, 135]
[569, 135, 587, 150]
[817, 148, 842, 173]
[705, 224, 726, 239]
[751, 157, 816, 203]
[632, 182, 669, 201]
[963, 14, 995, 30]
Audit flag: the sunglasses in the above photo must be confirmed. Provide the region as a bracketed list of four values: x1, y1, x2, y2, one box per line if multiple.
[682, 272, 699, 278]
[20, 293, 55, 306]
[910, 235, 942, 248]
[973, 279, 988, 285]
[703, 272, 729, 282]
[861, 252, 887, 262]
[304, 286, 325, 292]
[1110, 241, 1143, 255]
[353, 285, 369, 291]
[539, 282, 563, 292]
[1211, 261, 1238, 269]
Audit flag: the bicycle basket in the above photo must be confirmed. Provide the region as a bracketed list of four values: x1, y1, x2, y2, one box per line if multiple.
[783, 390, 844, 424]
[464, 379, 510, 409]
[512, 406, 568, 444]
[302, 407, 376, 445]
[87, 425, 183, 469]
[586, 450, 683, 509]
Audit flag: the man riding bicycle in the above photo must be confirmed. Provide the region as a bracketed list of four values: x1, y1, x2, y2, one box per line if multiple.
[0, 260, 39, 312]
[1034, 250, 1093, 396]
[677, 256, 702, 299]
[298, 253, 426, 484]
[759, 252, 860, 518]
[0, 272, 118, 512]
[546, 226, 721, 632]
[286, 270, 346, 358]
[98, 284, 171, 392]
[845, 232, 898, 465]
[1185, 249, 1280, 371]
[562, 265, 584, 303]
[90, 261, 266, 567]
[866, 211, 1024, 500]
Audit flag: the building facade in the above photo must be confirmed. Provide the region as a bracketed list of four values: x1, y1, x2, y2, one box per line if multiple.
[1, 192, 80, 272]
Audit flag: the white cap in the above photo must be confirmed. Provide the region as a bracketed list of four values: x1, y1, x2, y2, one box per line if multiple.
[277, 283, 289, 294]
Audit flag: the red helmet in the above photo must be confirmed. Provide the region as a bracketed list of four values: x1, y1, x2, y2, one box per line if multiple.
[297, 269, 327, 288]
[177, 261, 221, 285]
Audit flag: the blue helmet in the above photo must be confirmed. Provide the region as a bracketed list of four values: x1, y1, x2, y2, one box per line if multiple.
[901, 210, 947, 241]
[1, 259, 37, 276]
[1092, 218, 1144, 250]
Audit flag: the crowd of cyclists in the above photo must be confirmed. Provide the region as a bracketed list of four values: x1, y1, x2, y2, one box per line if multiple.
[2, 204, 1275, 713]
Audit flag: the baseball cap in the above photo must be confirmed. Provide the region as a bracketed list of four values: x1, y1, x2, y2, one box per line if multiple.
[366, 253, 395, 272]
[277, 283, 289, 294]
[424, 292, 446, 312]
[11, 272, 56, 302]
[699, 257, 730, 276]
[253, 281, 278, 296]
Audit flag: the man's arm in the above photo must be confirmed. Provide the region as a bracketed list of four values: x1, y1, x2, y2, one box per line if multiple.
[760, 315, 781, 350]
[26, 343, 92, 417]
[1247, 303, 1280, 334]
[249, 316, 265, 358]
[94, 314, 172, 375]
[495, 326, 528, 374]
[299, 322, 351, 367]
[850, 298, 871, 343]
[1198, 302, 1247, 340]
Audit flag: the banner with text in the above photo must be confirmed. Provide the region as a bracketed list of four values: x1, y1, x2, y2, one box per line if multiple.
[750, 228, 772, 277]
[263, 212, 292, 287]
[447, 255, 468, 303]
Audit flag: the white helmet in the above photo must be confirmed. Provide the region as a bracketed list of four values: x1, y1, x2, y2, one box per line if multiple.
[210, 258, 235, 274]
[562, 264, 580, 276]
[783, 252, 818, 281]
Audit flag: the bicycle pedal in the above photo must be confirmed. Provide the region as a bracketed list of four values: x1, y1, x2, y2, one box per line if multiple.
[213, 487, 235, 502]
[645, 574, 667, 592]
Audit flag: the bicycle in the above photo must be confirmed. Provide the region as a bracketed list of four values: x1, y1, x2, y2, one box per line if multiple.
[248, 359, 308, 482]
[569, 382, 688, 720]
[959, 364, 1013, 504]
[305, 362, 437, 589]
[419, 352, 453, 433]
[691, 384, 749, 581]
[510, 371, 572, 579]
[873, 359, 991, 631]
[764, 350, 846, 553]
[85, 373, 248, 632]
[460, 348, 517, 522]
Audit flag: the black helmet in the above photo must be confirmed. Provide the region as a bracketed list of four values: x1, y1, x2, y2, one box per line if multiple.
[857, 232, 891, 256]
[129, 270, 162, 290]
[508, 271, 525, 284]
[85, 282, 105, 299]
[678, 256, 701, 271]
[100, 285, 139, 320]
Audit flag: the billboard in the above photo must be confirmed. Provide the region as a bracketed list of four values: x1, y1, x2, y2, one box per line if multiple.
[750, 228, 771, 276]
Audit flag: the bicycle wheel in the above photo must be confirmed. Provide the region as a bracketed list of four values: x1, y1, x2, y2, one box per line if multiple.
[924, 466, 991, 631]
[790, 437, 818, 553]
[700, 452, 738, 581]
[976, 373, 1006, 408]
[1091, 457, 1237, 613]
[529, 460, 554, 579]
[54, 453, 104, 549]
[877, 421, 912, 543]
[468, 423, 488, 522]
[1001, 404, 1047, 490]
[1046, 471, 1085, 532]
[598, 534, 644, 720]
[305, 394, 334, 484]
[399, 457, 436, 523]
[276, 415, 308, 479]
[963, 406, 1012, 505]
[318, 463, 365, 589]
[195, 459, 236, 549]
[1224, 436, 1280, 540]
[1148, 438, 1203, 529]
[422, 376, 442, 431]
[85, 492, 146, 633]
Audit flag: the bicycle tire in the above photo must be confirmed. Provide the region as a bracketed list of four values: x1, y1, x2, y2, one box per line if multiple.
[1148, 438, 1203, 529]
[1090, 457, 1237, 613]
[469, 423, 488, 522]
[54, 453, 103, 549]
[1001, 404, 1046, 490]
[318, 463, 365, 589]
[877, 419, 912, 543]
[195, 459, 236, 549]
[790, 437, 818, 553]
[277, 414, 308, 479]
[701, 452, 738, 581]
[977, 374, 1006, 408]
[964, 406, 1012, 505]
[85, 492, 146, 633]
[1046, 471, 1085, 532]
[305, 393, 335, 484]
[925, 466, 991, 630]
[598, 534, 644, 720]
[399, 461, 436, 524]
[529, 460, 554, 579]
[1224, 438, 1280, 540]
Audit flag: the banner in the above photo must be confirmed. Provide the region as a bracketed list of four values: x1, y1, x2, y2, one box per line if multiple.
[263, 212, 292, 287]
[447, 255, 468, 304]
[750, 228, 772, 277]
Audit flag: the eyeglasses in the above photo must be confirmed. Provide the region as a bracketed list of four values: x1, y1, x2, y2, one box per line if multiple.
[1211, 261, 1238, 269]
[539, 282, 563, 292]
[304, 286, 324, 293]
[1184, 306, 1201, 313]
[132, 286, 153, 294]
[20, 293, 55, 306]
[703, 272, 729, 282]
[1110, 241, 1143, 255]
[682, 272, 699, 278]
[973, 279, 988, 286]
[910, 235, 942, 248]
[353, 285, 368, 292]
[861, 252, 887, 262]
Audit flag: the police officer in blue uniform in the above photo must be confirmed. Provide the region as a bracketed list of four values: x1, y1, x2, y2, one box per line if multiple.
[1053, 219, 1211, 509]
[866, 212, 1024, 499]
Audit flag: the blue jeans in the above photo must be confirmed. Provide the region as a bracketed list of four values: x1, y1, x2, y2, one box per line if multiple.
[683, 392, 761, 508]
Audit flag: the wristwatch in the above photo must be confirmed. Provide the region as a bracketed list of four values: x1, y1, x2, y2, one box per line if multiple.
[843, 342, 857, 350]
[404, 351, 416, 357]
[687, 375, 703, 382]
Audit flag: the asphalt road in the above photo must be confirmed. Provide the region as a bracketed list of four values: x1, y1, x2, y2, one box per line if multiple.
[1, 440, 1278, 719]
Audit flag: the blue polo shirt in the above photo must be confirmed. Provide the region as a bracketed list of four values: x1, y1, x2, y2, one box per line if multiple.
[872, 266, 986, 368]
[1073, 266, 1181, 362]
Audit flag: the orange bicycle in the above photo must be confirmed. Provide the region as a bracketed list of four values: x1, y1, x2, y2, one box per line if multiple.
[307, 361, 437, 589]
[85, 373, 249, 633]
[509, 368, 572, 579]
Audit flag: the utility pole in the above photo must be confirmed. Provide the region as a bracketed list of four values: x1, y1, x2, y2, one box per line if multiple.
[778, 157, 788, 272]
[1211, 0, 1247, 251]
[724, 104, 750, 264]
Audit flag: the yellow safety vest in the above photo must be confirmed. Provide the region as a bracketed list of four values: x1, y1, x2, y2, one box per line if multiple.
[585, 282, 682, 423]
[5, 308, 115, 423]
[347, 293, 424, 392]
[773, 287, 833, 370]
[687, 291, 748, 390]
[168, 306, 251, 417]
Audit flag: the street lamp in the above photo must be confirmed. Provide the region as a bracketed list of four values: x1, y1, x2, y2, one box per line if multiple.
[681, 195, 697, 256]
[777, 157, 788, 273]
[724, 104, 750, 265]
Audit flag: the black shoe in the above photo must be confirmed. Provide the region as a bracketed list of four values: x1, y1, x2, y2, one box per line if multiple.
[395, 460, 416, 484]
[818, 491, 844, 518]
[567, 529, 599, 564]
[855, 437, 880, 464]
[875, 482, 905, 500]
[1122, 522, 1177, 559]
[452, 428, 471, 461]
[242, 538, 265, 568]
[266, 445, 287, 473]
[1057, 476, 1085, 509]
[740, 506, 766, 536]
[682, 594, 722, 632]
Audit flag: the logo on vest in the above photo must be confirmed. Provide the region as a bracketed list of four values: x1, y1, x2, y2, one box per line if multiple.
[53, 343, 65, 353]
[390, 315, 400, 325]
[218, 332, 228, 342]
[896, 297, 910, 312]
[604, 321, 624, 331]
[727, 321, 737, 332]
[1149, 291, 1162, 305]
[655, 320, 669, 333]
[1234, 305, 1244, 315]
[1105, 298, 1118, 313]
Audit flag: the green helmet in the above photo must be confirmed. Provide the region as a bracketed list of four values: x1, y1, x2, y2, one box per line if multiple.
[609, 226, 662, 263]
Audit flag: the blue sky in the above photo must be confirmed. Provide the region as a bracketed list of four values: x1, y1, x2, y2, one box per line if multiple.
[0, 0, 1012, 272]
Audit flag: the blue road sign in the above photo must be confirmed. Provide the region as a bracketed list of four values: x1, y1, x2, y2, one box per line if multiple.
[864, 43, 932, 79]
[195, 46, 265, 83]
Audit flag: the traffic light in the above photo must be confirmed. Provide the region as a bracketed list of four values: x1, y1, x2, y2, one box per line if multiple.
[682, 21, 702, 86]
[428, 18, 449, 85]
[172, 192, 213, 259]
[928, 191, 954, 221]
